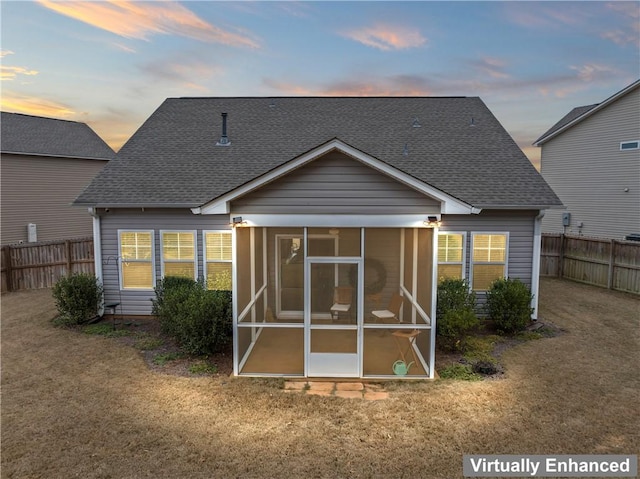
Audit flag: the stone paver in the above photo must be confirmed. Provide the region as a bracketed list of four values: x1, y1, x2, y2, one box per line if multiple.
[335, 382, 364, 391]
[335, 390, 364, 399]
[307, 389, 333, 397]
[307, 381, 335, 391]
[282, 381, 390, 400]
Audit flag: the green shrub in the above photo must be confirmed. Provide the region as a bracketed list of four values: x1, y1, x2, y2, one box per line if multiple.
[151, 277, 232, 355]
[485, 278, 534, 334]
[436, 278, 479, 351]
[52, 273, 103, 325]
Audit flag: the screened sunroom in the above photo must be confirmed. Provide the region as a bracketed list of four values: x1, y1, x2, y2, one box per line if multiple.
[232, 226, 437, 379]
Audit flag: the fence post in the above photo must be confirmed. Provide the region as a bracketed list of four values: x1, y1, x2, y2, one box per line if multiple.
[65, 240, 72, 275]
[558, 234, 565, 279]
[3, 246, 14, 292]
[607, 239, 615, 290]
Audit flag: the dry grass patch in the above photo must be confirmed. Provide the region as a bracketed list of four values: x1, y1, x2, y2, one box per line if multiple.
[1, 278, 639, 478]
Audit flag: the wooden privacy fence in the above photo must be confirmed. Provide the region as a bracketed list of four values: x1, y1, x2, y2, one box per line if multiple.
[541, 234, 640, 294]
[1, 237, 95, 293]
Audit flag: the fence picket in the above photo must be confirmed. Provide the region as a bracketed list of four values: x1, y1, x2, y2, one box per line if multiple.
[541, 234, 640, 294]
[1, 237, 95, 292]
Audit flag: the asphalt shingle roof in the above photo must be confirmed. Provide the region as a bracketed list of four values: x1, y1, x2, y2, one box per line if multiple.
[75, 97, 561, 209]
[1, 111, 115, 160]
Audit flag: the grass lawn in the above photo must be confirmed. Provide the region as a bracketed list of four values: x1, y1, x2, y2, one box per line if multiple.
[1, 278, 638, 478]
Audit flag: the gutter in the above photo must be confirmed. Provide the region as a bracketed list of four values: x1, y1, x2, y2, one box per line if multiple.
[74, 202, 201, 209]
[88, 207, 104, 317]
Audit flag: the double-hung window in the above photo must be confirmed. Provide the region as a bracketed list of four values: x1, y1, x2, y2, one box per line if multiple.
[437, 232, 466, 281]
[471, 233, 508, 291]
[161, 231, 197, 280]
[203, 231, 232, 290]
[119, 230, 155, 290]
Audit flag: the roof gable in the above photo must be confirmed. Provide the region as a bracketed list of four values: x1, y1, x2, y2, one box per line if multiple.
[1, 112, 115, 160]
[75, 96, 561, 209]
[196, 139, 474, 215]
[535, 79, 640, 145]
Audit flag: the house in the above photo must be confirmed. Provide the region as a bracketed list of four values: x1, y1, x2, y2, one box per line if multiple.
[74, 96, 561, 379]
[1, 112, 114, 245]
[534, 80, 640, 240]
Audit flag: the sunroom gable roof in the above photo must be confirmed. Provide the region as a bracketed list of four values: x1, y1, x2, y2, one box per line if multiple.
[194, 138, 476, 215]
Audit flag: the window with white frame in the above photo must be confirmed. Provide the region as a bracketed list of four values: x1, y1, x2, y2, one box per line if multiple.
[620, 140, 639, 151]
[160, 231, 197, 280]
[471, 233, 508, 291]
[437, 232, 466, 281]
[119, 230, 155, 290]
[204, 231, 232, 290]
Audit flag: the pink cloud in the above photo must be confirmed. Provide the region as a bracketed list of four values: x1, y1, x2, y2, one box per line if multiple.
[37, 0, 260, 48]
[342, 24, 426, 51]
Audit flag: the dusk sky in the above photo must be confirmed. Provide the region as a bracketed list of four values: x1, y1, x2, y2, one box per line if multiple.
[1, 1, 639, 168]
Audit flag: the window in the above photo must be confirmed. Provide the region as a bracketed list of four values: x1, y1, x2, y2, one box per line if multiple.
[471, 233, 508, 291]
[437, 232, 466, 281]
[620, 141, 639, 151]
[161, 231, 197, 280]
[204, 231, 232, 290]
[119, 230, 155, 290]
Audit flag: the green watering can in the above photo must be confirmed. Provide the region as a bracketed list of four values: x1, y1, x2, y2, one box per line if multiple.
[392, 360, 414, 376]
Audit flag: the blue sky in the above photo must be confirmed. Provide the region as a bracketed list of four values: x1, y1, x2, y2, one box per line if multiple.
[1, 1, 639, 167]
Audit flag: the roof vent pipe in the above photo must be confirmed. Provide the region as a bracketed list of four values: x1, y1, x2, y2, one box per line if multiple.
[216, 112, 231, 146]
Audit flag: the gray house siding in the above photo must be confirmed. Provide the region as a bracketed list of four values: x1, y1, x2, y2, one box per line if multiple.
[441, 210, 537, 307]
[1, 154, 108, 245]
[540, 86, 640, 239]
[231, 152, 440, 215]
[99, 209, 230, 315]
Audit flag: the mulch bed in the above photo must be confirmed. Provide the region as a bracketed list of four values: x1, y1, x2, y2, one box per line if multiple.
[100, 317, 234, 377]
[89, 317, 563, 380]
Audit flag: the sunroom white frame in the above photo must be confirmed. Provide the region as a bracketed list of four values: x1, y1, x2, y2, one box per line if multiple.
[234, 225, 438, 379]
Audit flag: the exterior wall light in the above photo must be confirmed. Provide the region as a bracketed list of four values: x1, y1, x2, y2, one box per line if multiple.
[424, 216, 442, 227]
[231, 216, 247, 227]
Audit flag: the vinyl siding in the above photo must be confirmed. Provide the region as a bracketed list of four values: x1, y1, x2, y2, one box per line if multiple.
[99, 209, 231, 315]
[231, 152, 440, 215]
[1, 154, 108, 245]
[441, 210, 537, 307]
[540, 86, 640, 239]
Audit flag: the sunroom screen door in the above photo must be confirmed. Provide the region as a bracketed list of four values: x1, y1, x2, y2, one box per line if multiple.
[306, 259, 360, 377]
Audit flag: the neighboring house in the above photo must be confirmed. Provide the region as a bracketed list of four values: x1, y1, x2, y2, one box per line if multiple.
[534, 80, 640, 240]
[1, 112, 114, 245]
[75, 97, 561, 379]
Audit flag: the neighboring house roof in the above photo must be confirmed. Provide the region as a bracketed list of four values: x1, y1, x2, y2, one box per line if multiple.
[1, 111, 115, 160]
[534, 79, 640, 145]
[75, 96, 561, 210]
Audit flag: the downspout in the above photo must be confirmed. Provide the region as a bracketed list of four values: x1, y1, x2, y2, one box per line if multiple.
[530, 210, 545, 320]
[89, 207, 104, 316]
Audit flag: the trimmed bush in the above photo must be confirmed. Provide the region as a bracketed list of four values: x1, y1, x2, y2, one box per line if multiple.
[151, 277, 232, 355]
[436, 278, 479, 351]
[485, 277, 534, 334]
[52, 273, 103, 325]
